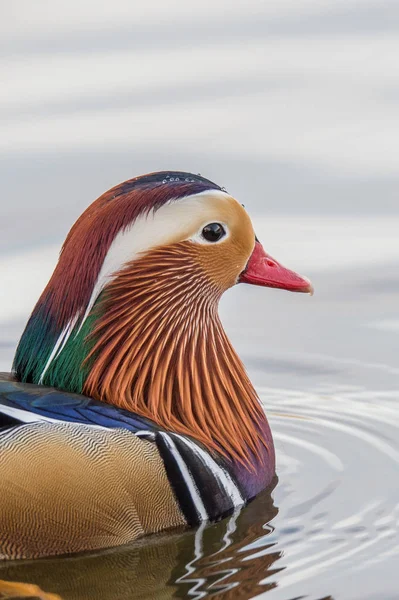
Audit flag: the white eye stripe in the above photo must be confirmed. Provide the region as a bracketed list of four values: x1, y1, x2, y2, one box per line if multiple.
[79, 192, 232, 328]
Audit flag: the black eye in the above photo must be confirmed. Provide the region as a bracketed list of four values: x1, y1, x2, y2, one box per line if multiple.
[202, 222, 226, 242]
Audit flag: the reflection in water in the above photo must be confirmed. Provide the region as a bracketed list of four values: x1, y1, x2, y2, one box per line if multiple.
[172, 487, 279, 599]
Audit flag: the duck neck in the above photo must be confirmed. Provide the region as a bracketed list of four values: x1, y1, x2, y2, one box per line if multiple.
[15, 243, 274, 475]
[86, 243, 273, 471]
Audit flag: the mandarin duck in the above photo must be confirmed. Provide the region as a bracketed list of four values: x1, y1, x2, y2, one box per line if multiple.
[0, 171, 312, 560]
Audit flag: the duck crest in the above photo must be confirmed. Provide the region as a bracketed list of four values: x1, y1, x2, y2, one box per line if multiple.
[13, 171, 272, 472]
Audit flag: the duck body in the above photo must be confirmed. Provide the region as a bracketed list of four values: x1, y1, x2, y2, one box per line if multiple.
[0, 171, 311, 559]
[0, 375, 273, 559]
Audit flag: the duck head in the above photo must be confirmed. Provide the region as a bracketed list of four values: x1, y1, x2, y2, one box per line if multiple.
[14, 172, 312, 472]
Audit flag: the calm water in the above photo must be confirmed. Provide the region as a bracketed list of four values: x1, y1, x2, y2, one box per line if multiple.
[1, 1, 399, 598]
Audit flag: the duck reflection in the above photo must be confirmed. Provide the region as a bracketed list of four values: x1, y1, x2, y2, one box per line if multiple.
[172, 482, 280, 599]
[0, 481, 279, 599]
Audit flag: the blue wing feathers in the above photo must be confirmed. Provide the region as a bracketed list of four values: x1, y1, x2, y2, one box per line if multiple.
[0, 376, 158, 434]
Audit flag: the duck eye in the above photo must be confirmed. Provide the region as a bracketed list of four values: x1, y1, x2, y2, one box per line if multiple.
[202, 223, 226, 242]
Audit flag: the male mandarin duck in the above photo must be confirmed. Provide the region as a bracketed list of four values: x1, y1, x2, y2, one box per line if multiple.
[0, 171, 312, 560]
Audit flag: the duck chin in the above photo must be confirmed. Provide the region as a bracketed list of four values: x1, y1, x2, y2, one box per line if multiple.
[83, 242, 273, 471]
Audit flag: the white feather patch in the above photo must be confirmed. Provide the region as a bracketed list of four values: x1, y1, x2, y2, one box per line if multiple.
[158, 431, 209, 522]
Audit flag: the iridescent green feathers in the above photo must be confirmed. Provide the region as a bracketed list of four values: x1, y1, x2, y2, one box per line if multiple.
[14, 298, 100, 394]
